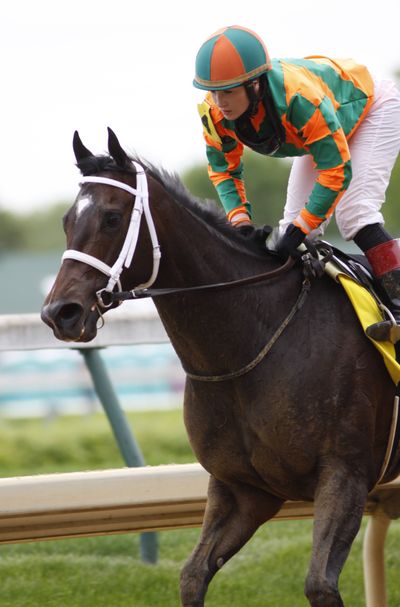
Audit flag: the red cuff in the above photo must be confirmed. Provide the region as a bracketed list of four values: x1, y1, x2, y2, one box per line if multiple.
[366, 240, 400, 277]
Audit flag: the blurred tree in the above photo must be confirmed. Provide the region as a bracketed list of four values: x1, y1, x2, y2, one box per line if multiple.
[0, 208, 26, 252]
[21, 202, 69, 251]
[0, 202, 69, 253]
[240, 152, 292, 226]
[181, 163, 218, 202]
[385, 155, 400, 237]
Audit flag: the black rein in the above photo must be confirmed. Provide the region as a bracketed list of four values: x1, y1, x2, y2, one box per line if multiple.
[98, 256, 297, 306]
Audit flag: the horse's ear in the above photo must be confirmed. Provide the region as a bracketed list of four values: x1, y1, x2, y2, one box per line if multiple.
[73, 131, 94, 162]
[107, 127, 130, 167]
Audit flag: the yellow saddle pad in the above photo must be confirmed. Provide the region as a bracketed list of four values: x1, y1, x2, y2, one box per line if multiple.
[338, 274, 400, 385]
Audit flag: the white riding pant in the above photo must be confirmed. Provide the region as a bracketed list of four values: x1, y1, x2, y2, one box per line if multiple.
[279, 77, 400, 241]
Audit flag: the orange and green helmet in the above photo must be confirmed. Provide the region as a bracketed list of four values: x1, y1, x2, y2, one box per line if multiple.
[193, 25, 271, 91]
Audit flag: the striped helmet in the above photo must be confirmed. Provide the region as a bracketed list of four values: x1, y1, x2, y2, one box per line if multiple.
[193, 25, 271, 91]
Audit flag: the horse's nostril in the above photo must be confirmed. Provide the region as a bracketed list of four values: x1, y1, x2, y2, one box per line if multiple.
[58, 303, 83, 322]
[41, 301, 84, 331]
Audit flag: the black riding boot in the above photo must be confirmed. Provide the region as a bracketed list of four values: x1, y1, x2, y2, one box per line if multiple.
[364, 240, 400, 343]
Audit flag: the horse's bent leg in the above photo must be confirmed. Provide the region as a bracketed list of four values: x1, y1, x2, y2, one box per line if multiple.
[180, 476, 283, 607]
[305, 466, 368, 607]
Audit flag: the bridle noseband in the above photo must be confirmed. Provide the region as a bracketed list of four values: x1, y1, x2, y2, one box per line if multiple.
[62, 162, 161, 307]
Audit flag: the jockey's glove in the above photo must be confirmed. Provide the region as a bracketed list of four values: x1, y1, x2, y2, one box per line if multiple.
[237, 224, 273, 251]
[276, 224, 306, 260]
[237, 224, 254, 237]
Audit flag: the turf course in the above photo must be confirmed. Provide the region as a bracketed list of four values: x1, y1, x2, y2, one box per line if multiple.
[0, 409, 398, 606]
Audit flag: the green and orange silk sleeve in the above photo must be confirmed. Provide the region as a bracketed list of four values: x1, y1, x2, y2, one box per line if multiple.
[200, 96, 252, 227]
[205, 138, 252, 226]
[287, 93, 352, 234]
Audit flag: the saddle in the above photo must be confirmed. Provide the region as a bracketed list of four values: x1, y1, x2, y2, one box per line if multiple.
[303, 239, 374, 288]
[301, 239, 400, 383]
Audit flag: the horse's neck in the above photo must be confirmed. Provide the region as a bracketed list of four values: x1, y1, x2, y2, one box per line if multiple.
[154, 198, 271, 289]
[151, 198, 297, 376]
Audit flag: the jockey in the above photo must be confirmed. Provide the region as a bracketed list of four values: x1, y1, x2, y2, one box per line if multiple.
[193, 25, 400, 343]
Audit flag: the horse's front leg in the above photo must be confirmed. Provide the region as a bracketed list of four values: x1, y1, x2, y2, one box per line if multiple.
[180, 475, 283, 607]
[305, 464, 369, 607]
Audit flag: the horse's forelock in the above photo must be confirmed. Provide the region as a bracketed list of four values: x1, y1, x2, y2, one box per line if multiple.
[76, 154, 133, 177]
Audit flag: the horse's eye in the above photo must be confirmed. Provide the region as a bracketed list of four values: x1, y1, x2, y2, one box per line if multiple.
[102, 212, 122, 230]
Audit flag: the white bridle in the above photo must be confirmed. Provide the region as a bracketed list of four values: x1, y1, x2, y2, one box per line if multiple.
[62, 161, 161, 307]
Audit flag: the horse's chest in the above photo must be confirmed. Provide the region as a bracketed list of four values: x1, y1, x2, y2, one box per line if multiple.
[184, 394, 273, 481]
[184, 387, 318, 498]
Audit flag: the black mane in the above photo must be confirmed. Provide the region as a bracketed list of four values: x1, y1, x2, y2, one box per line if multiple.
[76, 153, 265, 255]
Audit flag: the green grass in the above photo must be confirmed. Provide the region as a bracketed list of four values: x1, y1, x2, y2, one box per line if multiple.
[0, 409, 399, 606]
[0, 408, 193, 476]
[0, 520, 399, 606]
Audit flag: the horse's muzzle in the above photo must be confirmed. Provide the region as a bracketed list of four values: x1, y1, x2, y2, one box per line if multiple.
[41, 299, 96, 342]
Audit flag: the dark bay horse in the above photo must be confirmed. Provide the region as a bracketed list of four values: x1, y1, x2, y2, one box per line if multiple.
[41, 129, 397, 607]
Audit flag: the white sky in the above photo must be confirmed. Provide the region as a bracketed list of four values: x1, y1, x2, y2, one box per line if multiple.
[0, 0, 399, 213]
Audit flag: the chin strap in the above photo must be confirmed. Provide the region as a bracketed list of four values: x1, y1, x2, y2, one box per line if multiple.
[62, 162, 161, 307]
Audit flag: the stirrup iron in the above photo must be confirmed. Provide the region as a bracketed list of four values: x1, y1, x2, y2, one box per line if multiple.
[366, 306, 400, 344]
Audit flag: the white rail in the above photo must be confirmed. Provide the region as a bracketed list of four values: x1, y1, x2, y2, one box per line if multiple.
[0, 463, 207, 543]
[0, 462, 396, 541]
[0, 306, 168, 351]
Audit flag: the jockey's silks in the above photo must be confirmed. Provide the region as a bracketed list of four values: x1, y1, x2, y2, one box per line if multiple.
[199, 57, 374, 230]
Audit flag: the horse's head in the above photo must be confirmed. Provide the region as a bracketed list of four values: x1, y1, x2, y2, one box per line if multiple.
[41, 128, 159, 342]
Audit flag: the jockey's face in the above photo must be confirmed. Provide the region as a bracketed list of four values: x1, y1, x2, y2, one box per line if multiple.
[211, 85, 250, 120]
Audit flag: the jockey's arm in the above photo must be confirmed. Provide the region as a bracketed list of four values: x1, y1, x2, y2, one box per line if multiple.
[205, 138, 253, 227]
[198, 97, 253, 228]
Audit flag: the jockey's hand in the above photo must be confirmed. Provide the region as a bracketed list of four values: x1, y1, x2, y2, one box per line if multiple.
[276, 224, 306, 260]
